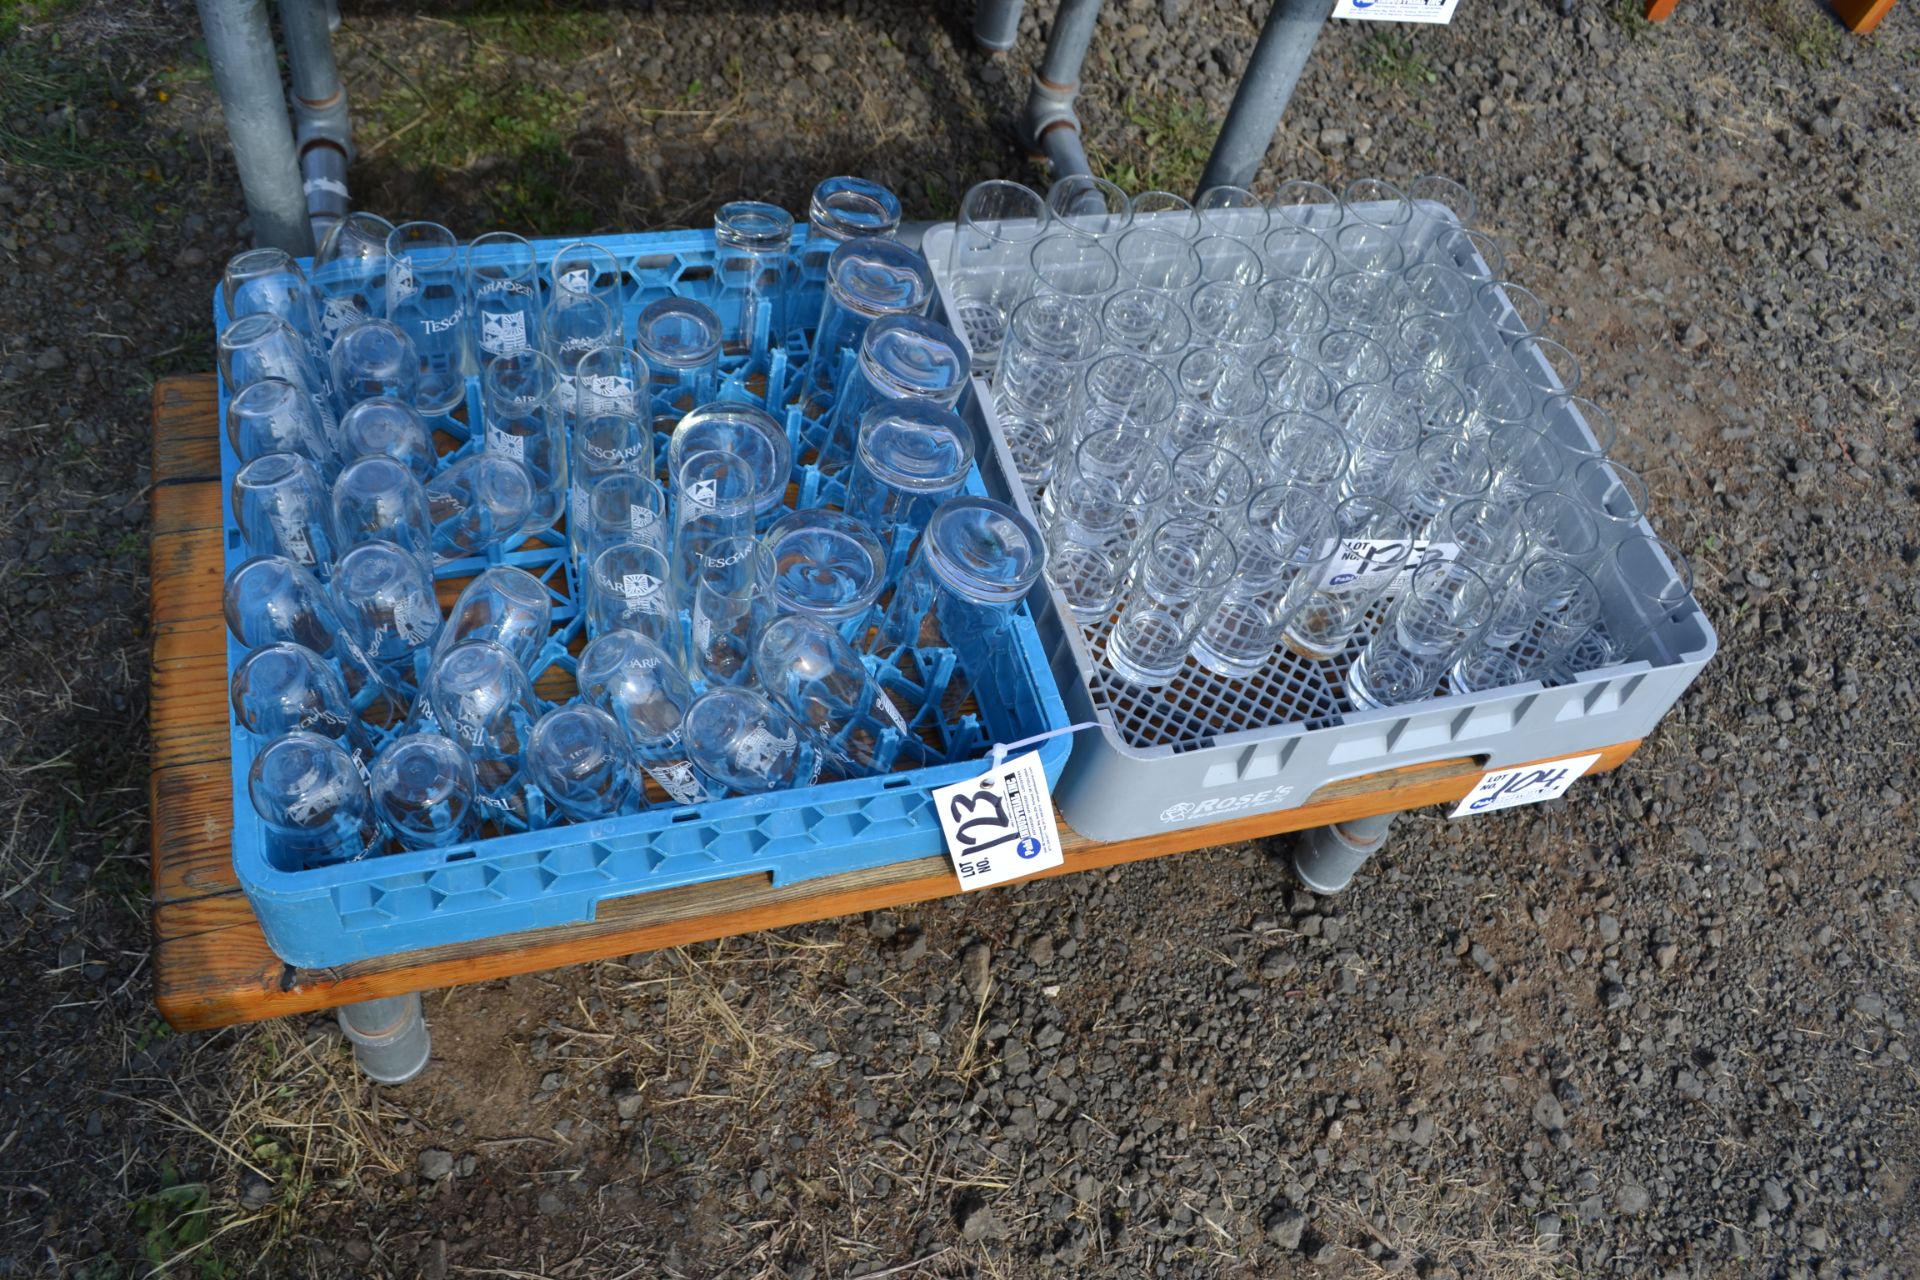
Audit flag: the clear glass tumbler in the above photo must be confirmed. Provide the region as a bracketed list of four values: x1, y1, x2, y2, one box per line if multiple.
[586, 540, 678, 652]
[222, 246, 325, 357]
[576, 629, 717, 805]
[822, 315, 970, 467]
[480, 349, 567, 532]
[765, 508, 888, 639]
[338, 396, 436, 482]
[584, 472, 670, 565]
[228, 377, 337, 474]
[689, 537, 776, 688]
[550, 241, 624, 306]
[1346, 559, 1496, 710]
[329, 318, 421, 413]
[808, 236, 932, 396]
[311, 210, 394, 342]
[1280, 494, 1416, 662]
[425, 454, 535, 564]
[331, 454, 433, 566]
[234, 452, 337, 574]
[1105, 517, 1241, 687]
[331, 539, 443, 683]
[383, 221, 468, 417]
[790, 175, 904, 347]
[1190, 483, 1339, 679]
[633, 297, 723, 419]
[231, 641, 355, 742]
[877, 496, 1043, 662]
[755, 614, 924, 772]
[249, 731, 380, 868]
[437, 565, 553, 672]
[528, 704, 642, 822]
[467, 231, 544, 359]
[844, 400, 977, 558]
[671, 448, 759, 595]
[424, 639, 541, 825]
[944, 179, 1050, 372]
[371, 732, 478, 850]
[685, 687, 831, 795]
[714, 201, 794, 372]
[666, 402, 792, 525]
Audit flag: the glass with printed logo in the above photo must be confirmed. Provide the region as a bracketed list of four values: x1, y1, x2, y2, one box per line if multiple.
[424, 639, 541, 826]
[671, 448, 758, 596]
[480, 349, 567, 532]
[527, 704, 642, 822]
[756, 614, 925, 771]
[331, 540, 443, 688]
[666, 402, 792, 525]
[228, 377, 338, 474]
[689, 537, 776, 688]
[685, 686, 835, 795]
[467, 231, 543, 360]
[583, 473, 669, 567]
[234, 452, 337, 576]
[425, 454, 534, 564]
[222, 247, 325, 356]
[383, 221, 467, 417]
[331, 455, 434, 566]
[766, 508, 888, 641]
[311, 211, 394, 342]
[576, 629, 718, 805]
[328, 318, 420, 413]
[224, 553, 387, 700]
[231, 642, 355, 743]
[249, 732, 381, 868]
[436, 565, 553, 672]
[219, 313, 336, 439]
[550, 240, 624, 306]
[569, 410, 654, 568]
[371, 733, 478, 850]
[587, 541, 678, 651]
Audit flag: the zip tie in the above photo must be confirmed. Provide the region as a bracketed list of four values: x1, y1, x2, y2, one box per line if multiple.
[988, 721, 1103, 774]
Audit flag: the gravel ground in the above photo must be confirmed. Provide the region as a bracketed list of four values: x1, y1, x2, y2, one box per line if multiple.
[1, 0, 1917, 1275]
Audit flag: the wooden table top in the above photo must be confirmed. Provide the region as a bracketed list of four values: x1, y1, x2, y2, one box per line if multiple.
[148, 375, 1641, 1032]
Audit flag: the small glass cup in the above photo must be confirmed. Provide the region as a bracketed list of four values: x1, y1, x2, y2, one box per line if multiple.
[765, 508, 888, 639]
[587, 541, 678, 651]
[468, 231, 544, 359]
[1341, 177, 1413, 232]
[338, 396, 436, 482]
[808, 236, 933, 397]
[1105, 517, 1241, 687]
[689, 537, 777, 688]
[331, 454, 433, 566]
[756, 614, 924, 771]
[1259, 411, 1350, 490]
[528, 704, 642, 822]
[1029, 234, 1120, 302]
[371, 732, 479, 849]
[685, 687, 832, 795]
[224, 554, 386, 699]
[1114, 227, 1202, 295]
[426, 454, 534, 564]
[845, 400, 976, 557]
[234, 452, 337, 575]
[383, 221, 467, 417]
[222, 246, 324, 354]
[1195, 184, 1270, 243]
[249, 732, 380, 868]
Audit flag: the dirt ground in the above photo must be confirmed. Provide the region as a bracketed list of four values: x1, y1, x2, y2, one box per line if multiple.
[1, 0, 1917, 1276]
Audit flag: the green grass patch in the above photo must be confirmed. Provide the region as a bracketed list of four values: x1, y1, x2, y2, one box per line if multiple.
[1758, 0, 1842, 69]
[0, 0, 70, 41]
[1359, 28, 1437, 88]
[0, 39, 126, 170]
[449, 0, 614, 58]
[1087, 90, 1218, 197]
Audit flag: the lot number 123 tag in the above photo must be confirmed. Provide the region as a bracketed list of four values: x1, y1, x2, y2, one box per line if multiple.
[1450, 753, 1603, 818]
[933, 751, 1064, 891]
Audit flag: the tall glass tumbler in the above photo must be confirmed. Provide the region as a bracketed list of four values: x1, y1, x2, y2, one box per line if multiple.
[1195, 184, 1271, 243]
[944, 179, 1050, 373]
[1408, 432, 1493, 530]
[1165, 442, 1256, 528]
[1488, 559, 1601, 676]
[1040, 435, 1173, 624]
[666, 401, 792, 524]
[1439, 497, 1528, 591]
[584, 472, 670, 564]
[1461, 364, 1536, 438]
[228, 377, 337, 474]
[371, 733, 478, 850]
[1479, 280, 1551, 346]
[550, 241, 624, 306]
[1187, 280, 1276, 356]
[1260, 278, 1331, 358]
[845, 401, 976, 558]
[219, 313, 336, 441]
[425, 639, 540, 825]
[808, 237, 933, 396]
[1190, 484, 1338, 679]
[990, 294, 1101, 489]
[481, 349, 567, 532]
[1106, 517, 1240, 687]
[329, 318, 420, 412]
[1102, 287, 1192, 366]
[426, 454, 534, 564]
[1405, 175, 1478, 251]
[222, 247, 324, 358]
[1334, 382, 1423, 502]
[672, 448, 758, 595]
[1029, 234, 1119, 303]
[467, 231, 543, 359]
[1045, 174, 1131, 243]
[1261, 225, 1337, 285]
[311, 211, 393, 342]
[1257, 351, 1336, 417]
[1167, 347, 1266, 458]
[528, 704, 641, 822]
[234, 452, 337, 574]
[437, 565, 553, 672]
[224, 554, 387, 700]
[570, 410, 654, 569]
[331, 454, 433, 566]
[576, 629, 716, 805]
[755, 614, 918, 772]
[573, 342, 648, 422]
[1191, 233, 1266, 287]
[383, 221, 467, 417]
[1128, 189, 1200, 238]
[766, 508, 888, 640]
[878, 496, 1043, 654]
[249, 732, 380, 868]
[1570, 456, 1649, 552]
[1259, 411, 1350, 491]
[338, 396, 436, 482]
[542, 290, 621, 413]
[822, 315, 970, 468]
[1269, 179, 1344, 232]
[1114, 227, 1202, 296]
[587, 541, 678, 651]
[1510, 334, 1582, 400]
[633, 297, 723, 419]
[1281, 494, 1416, 662]
[689, 537, 776, 688]
[714, 201, 793, 372]
[1346, 560, 1496, 710]
[791, 175, 904, 347]
[1341, 177, 1414, 232]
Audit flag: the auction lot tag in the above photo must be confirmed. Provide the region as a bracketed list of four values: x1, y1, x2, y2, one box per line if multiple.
[934, 751, 1064, 890]
[1333, 0, 1460, 23]
[1451, 753, 1604, 817]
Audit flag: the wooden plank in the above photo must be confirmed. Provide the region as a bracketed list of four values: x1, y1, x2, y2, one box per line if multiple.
[1831, 0, 1895, 33]
[150, 648, 234, 771]
[152, 739, 1641, 1030]
[153, 473, 225, 538]
[153, 377, 223, 485]
[150, 759, 242, 904]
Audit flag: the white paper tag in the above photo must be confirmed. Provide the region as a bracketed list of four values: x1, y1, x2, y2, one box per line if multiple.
[1385, 540, 1461, 596]
[1321, 536, 1416, 594]
[1333, 0, 1459, 24]
[933, 750, 1064, 891]
[1450, 752, 1603, 818]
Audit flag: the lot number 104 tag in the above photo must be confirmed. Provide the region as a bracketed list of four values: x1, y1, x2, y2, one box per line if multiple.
[933, 751, 1064, 891]
[1450, 753, 1604, 817]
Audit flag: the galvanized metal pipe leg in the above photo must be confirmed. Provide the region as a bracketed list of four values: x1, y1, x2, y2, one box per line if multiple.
[1195, 0, 1334, 194]
[197, 0, 313, 255]
[1291, 812, 1395, 895]
[337, 993, 431, 1083]
[1020, 0, 1106, 179]
[277, 0, 352, 247]
[974, 0, 1026, 51]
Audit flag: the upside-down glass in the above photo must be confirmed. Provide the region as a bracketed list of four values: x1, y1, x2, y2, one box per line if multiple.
[584, 472, 669, 564]
[311, 211, 393, 342]
[791, 175, 904, 346]
[876, 495, 1043, 686]
[224, 553, 386, 699]
[714, 201, 793, 371]
[425, 639, 540, 825]
[1190, 484, 1338, 679]
[1045, 174, 1131, 243]
[481, 349, 567, 531]
[222, 247, 325, 357]
[467, 231, 543, 359]
[632, 297, 723, 416]
[586, 541, 678, 650]
[228, 377, 338, 474]
[1270, 179, 1344, 232]
[331, 454, 433, 565]
[945, 180, 1050, 373]
[338, 396, 436, 481]
[823, 315, 970, 467]
[845, 401, 976, 557]
[528, 704, 642, 822]
[667, 401, 792, 523]
[329, 318, 421, 411]
[672, 448, 758, 594]
[542, 291, 621, 412]
[1281, 495, 1416, 661]
[1346, 559, 1496, 710]
[1106, 517, 1241, 687]
[330, 539, 443, 683]
[383, 221, 467, 417]
[576, 629, 716, 805]
[767, 508, 888, 639]
[234, 452, 337, 574]
[249, 732, 381, 868]
[231, 642, 355, 742]
[550, 240, 624, 306]
[685, 687, 831, 795]
[991, 294, 1102, 488]
[755, 613, 919, 772]
[809, 236, 933, 396]
[371, 733, 478, 850]
[219, 313, 337, 439]
[437, 565, 553, 672]
[425, 454, 534, 563]
[689, 537, 776, 688]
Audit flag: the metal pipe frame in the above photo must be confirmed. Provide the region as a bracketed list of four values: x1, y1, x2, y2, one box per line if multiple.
[1291, 812, 1396, 895]
[337, 992, 432, 1083]
[277, 0, 352, 247]
[1195, 0, 1333, 194]
[974, 0, 1026, 52]
[197, 0, 313, 255]
[1019, 0, 1105, 179]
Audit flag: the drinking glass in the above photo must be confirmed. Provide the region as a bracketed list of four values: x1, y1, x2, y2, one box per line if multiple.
[1258, 411, 1349, 490]
[1192, 233, 1265, 287]
[1261, 225, 1337, 284]
[845, 401, 976, 554]
[584, 472, 670, 563]
[587, 541, 678, 650]
[1269, 179, 1343, 231]
[809, 236, 933, 396]
[1488, 559, 1602, 675]
[528, 704, 642, 822]
[438, 566, 553, 672]
[331, 540, 443, 682]
[689, 537, 776, 687]
[1406, 174, 1477, 232]
[633, 297, 723, 415]
[1327, 225, 1407, 333]
[1168, 348, 1266, 458]
[573, 342, 648, 421]
[424, 639, 540, 824]
[823, 315, 970, 467]
[1077, 352, 1177, 448]
[1342, 177, 1413, 232]
[1257, 351, 1335, 416]
[1029, 235, 1119, 303]
[371, 733, 478, 849]
[1101, 287, 1191, 366]
[1280, 494, 1416, 661]
[714, 201, 793, 370]
[1128, 188, 1199, 237]
[1334, 382, 1423, 502]
[222, 247, 324, 357]
[1389, 313, 1476, 379]
[1114, 227, 1202, 295]
[1187, 280, 1275, 355]
[467, 231, 543, 359]
[224, 554, 387, 698]
[1447, 647, 1526, 695]
[1570, 457, 1649, 551]
[1039, 434, 1171, 623]
[234, 452, 336, 574]
[551, 240, 624, 305]
[1487, 424, 1576, 506]
[219, 313, 336, 439]
[1195, 184, 1270, 242]
[672, 448, 759, 594]
[766, 508, 887, 638]
[1259, 278, 1330, 358]
[1191, 484, 1339, 678]
[685, 687, 832, 795]
[228, 377, 337, 474]
[338, 396, 436, 481]
[1045, 174, 1131, 243]
[1392, 368, 1473, 438]
[1400, 263, 1475, 324]
[757, 614, 918, 768]
[383, 221, 467, 417]
[480, 349, 567, 531]
[570, 411, 654, 569]
[231, 642, 354, 741]
[1346, 560, 1496, 710]
[1438, 497, 1527, 590]
[791, 175, 904, 346]
[425, 454, 534, 563]
[877, 495, 1043, 667]
[1510, 334, 1582, 400]
[1426, 225, 1508, 286]
[945, 179, 1050, 373]
[1516, 490, 1601, 569]
[1165, 442, 1255, 528]
[1479, 280, 1550, 345]
[331, 455, 433, 565]
[1106, 517, 1241, 687]
[311, 210, 393, 342]
[991, 294, 1101, 487]
[329, 318, 421, 411]
[542, 291, 621, 410]
[1461, 364, 1536, 438]
[1318, 329, 1391, 389]
[576, 629, 716, 804]
[248, 732, 380, 867]
[1541, 393, 1618, 462]
[666, 401, 792, 523]
[1580, 534, 1695, 668]
[1408, 433, 1493, 528]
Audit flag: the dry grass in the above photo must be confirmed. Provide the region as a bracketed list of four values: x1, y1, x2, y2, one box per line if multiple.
[1322, 1169, 1571, 1279]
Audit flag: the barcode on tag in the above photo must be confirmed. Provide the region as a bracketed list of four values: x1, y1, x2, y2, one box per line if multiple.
[1449, 752, 1603, 817]
[1332, 0, 1460, 24]
[933, 751, 1064, 891]
[1322, 538, 1461, 596]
